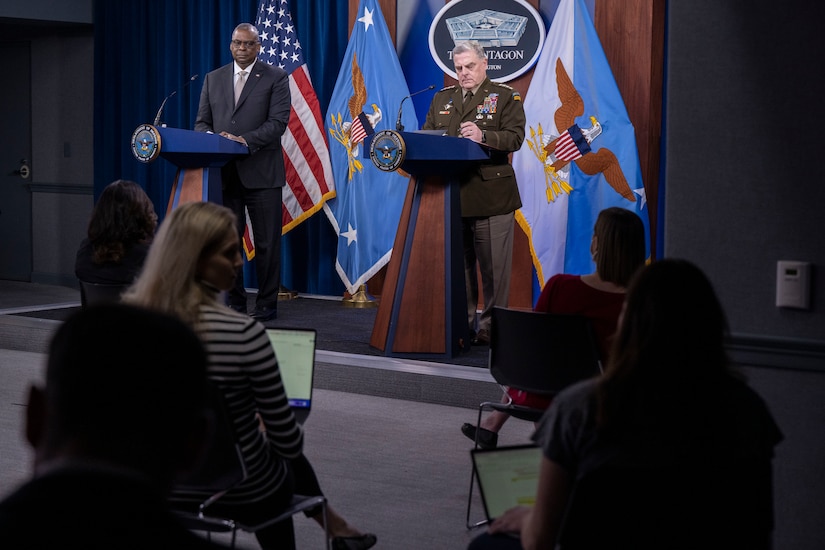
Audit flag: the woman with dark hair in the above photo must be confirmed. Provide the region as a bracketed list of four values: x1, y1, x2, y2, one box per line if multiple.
[462, 207, 646, 449]
[469, 259, 782, 550]
[75, 179, 157, 284]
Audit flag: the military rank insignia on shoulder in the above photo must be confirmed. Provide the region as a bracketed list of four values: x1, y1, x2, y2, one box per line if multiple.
[438, 85, 456, 93]
[490, 82, 521, 101]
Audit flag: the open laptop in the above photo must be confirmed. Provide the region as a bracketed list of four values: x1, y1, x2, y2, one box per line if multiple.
[471, 444, 542, 524]
[265, 327, 317, 424]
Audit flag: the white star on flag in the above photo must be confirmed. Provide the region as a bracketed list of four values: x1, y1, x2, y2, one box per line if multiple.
[358, 7, 374, 32]
[342, 224, 358, 246]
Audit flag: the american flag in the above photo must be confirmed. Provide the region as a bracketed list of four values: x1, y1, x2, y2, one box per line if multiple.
[349, 112, 373, 147]
[554, 125, 591, 161]
[246, 0, 334, 258]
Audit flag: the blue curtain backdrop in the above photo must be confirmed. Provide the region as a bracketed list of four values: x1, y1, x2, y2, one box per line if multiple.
[93, 0, 348, 295]
[93, 0, 623, 298]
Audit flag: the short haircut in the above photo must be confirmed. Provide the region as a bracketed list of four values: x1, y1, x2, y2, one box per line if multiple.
[453, 41, 486, 61]
[593, 207, 646, 287]
[233, 23, 260, 41]
[44, 304, 208, 479]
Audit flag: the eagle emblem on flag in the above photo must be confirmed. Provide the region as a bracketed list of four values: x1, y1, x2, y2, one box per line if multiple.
[328, 53, 381, 181]
[526, 58, 635, 203]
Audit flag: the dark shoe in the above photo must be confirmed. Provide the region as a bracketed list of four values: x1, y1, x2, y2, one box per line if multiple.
[250, 305, 277, 321]
[461, 423, 498, 450]
[471, 328, 490, 346]
[331, 533, 377, 550]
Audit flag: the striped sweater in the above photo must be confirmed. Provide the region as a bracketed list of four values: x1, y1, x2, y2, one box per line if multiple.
[178, 303, 303, 504]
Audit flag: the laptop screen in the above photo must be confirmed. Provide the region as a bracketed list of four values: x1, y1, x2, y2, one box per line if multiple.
[471, 444, 542, 522]
[265, 328, 316, 410]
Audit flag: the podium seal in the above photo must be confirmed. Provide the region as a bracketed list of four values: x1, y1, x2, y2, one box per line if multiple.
[369, 130, 406, 172]
[131, 124, 162, 163]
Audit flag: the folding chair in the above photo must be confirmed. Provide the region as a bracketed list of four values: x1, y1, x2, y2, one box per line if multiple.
[174, 383, 330, 549]
[78, 280, 128, 309]
[466, 306, 603, 529]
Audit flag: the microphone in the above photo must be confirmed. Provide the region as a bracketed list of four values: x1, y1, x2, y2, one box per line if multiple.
[153, 74, 199, 127]
[396, 84, 436, 131]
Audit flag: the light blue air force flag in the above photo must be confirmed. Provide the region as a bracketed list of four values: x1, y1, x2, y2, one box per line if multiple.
[323, 0, 418, 294]
[512, 0, 651, 285]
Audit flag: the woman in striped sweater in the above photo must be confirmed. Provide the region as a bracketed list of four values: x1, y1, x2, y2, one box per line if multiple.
[124, 201, 376, 550]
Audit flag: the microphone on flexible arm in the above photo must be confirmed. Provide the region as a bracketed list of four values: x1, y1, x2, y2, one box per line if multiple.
[153, 74, 199, 127]
[395, 84, 436, 131]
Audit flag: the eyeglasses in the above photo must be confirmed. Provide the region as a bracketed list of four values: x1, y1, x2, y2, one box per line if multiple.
[231, 39, 258, 48]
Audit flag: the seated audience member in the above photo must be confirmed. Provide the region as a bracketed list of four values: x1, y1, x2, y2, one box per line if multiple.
[0, 304, 225, 549]
[75, 179, 157, 285]
[123, 201, 377, 550]
[468, 259, 783, 550]
[462, 207, 646, 449]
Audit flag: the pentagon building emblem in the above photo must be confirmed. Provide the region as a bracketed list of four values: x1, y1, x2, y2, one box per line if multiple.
[429, 0, 545, 82]
[446, 10, 528, 48]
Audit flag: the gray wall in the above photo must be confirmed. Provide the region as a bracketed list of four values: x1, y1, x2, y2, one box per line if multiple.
[666, 2, 825, 548]
[30, 35, 94, 286]
[0, 2, 95, 286]
[0, 0, 91, 23]
[665, 0, 824, 344]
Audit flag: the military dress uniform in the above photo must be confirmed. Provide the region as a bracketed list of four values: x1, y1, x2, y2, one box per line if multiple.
[422, 77, 526, 339]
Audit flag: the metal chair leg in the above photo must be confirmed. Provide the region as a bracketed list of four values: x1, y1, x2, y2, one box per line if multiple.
[465, 402, 493, 529]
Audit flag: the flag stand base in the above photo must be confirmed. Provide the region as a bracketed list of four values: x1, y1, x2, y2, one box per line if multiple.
[342, 284, 378, 308]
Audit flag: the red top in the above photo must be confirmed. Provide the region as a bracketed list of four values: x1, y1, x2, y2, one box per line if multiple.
[534, 274, 625, 364]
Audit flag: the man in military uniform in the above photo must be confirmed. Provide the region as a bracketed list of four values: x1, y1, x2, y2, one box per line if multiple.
[422, 41, 526, 345]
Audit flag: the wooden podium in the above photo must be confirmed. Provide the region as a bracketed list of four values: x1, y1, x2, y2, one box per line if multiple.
[368, 131, 491, 360]
[155, 126, 249, 213]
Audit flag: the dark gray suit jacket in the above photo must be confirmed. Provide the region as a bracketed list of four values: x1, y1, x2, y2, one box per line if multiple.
[195, 60, 290, 189]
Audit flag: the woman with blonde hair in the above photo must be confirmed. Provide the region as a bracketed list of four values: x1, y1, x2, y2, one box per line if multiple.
[124, 201, 376, 550]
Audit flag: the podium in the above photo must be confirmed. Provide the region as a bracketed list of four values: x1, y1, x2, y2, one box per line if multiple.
[367, 131, 491, 360]
[131, 125, 248, 213]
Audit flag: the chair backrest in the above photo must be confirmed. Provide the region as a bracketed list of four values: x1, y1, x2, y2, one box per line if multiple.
[489, 307, 602, 396]
[174, 382, 246, 493]
[78, 280, 128, 309]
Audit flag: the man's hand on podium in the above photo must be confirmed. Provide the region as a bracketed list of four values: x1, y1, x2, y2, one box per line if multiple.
[219, 131, 248, 147]
[459, 121, 483, 143]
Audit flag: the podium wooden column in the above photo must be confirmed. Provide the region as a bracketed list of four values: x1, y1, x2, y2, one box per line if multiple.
[154, 126, 249, 213]
[368, 131, 490, 360]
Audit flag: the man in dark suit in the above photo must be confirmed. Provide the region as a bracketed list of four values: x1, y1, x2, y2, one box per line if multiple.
[195, 23, 290, 321]
[422, 41, 526, 346]
[0, 304, 224, 548]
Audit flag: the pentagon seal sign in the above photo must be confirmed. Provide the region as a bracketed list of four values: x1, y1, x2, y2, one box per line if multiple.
[131, 124, 162, 163]
[429, 0, 545, 83]
[370, 130, 406, 172]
